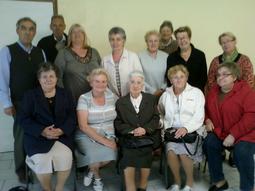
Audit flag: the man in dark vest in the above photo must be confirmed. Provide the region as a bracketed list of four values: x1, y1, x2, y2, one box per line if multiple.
[0, 17, 45, 183]
[37, 15, 67, 63]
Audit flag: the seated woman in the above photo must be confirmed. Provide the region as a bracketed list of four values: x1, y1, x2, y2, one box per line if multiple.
[158, 65, 205, 191]
[75, 68, 117, 191]
[204, 62, 255, 191]
[114, 71, 160, 191]
[19, 62, 76, 191]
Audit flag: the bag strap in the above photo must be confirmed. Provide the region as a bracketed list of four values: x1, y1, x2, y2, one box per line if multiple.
[181, 136, 200, 156]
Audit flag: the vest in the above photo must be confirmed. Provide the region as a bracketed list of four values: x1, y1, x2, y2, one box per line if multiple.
[8, 42, 44, 105]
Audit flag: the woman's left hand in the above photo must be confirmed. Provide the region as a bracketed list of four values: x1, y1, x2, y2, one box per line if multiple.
[223, 134, 235, 147]
[175, 127, 188, 139]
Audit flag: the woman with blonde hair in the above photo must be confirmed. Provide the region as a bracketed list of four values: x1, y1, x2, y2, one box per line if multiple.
[55, 23, 101, 104]
[75, 68, 117, 191]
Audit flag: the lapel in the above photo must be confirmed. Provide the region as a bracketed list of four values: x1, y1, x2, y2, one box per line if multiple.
[121, 94, 136, 113]
[35, 87, 51, 114]
[139, 92, 148, 114]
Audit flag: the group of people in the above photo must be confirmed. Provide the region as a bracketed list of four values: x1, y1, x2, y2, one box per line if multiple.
[0, 14, 254, 191]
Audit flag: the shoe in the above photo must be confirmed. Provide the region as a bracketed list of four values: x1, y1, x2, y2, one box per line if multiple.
[169, 184, 180, 191]
[182, 185, 192, 191]
[93, 178, 103, 191]
[208, 181, 229, 191]
[83, 171, 93, 186]
[228, 150, 236, 167]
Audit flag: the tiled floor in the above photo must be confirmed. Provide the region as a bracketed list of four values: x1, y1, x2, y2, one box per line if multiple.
[0, 152, 240, 191]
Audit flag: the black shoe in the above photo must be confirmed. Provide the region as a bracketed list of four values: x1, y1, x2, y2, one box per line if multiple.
[208, 181, 229, 191]
[228, 150, 236, 167]
[9, 186, 28, 191]
[137, 188, 146, 191]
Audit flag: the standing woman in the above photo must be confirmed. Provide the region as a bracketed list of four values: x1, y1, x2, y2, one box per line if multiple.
[138, 30, 168, 97]
[166, 26, 207, 92]
[55, 23, 101, 104]
[75, 68, 117, 191]
[19, 62, 76, 191]
[102, 26, 143, 97]
[115, 71, 160, 191]
[159, 20, 178, 54]
[206, 32, 254, 91]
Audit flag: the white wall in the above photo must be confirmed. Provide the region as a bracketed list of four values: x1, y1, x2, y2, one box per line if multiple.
[58, 0, 255, 66]
[0, 0, 53, 152]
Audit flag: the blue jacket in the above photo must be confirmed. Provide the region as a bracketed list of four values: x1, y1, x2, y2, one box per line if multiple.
[19, 86, 76, 156]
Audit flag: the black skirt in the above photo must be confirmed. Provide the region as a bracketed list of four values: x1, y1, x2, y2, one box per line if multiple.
[120, 146, 153, 169]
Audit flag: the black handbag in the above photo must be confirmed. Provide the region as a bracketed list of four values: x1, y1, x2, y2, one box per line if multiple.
[164, 128, 200, 156]
[164, 128, 198, 143]
[121, 135, 154, 149]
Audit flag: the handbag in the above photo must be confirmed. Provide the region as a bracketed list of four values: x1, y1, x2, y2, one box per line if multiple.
[121, 135, 154, 149]
[164, 128, 198, 143]
[164, 128, 200, 156]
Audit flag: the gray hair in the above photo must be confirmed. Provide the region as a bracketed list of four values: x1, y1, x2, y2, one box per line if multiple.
[129, 71, 144, 82]
[108, 26, 126, 40]
[16, 17, 36, 30]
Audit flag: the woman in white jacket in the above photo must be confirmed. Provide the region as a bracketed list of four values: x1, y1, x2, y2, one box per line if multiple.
[158, 65, 205, 191]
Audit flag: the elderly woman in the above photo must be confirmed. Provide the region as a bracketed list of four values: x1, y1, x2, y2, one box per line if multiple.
[206, 32, 254, 92]
[204, 62, 255, 191]
[114, 71, 159, 191]
[55, 23, 101, 104]
[102, 26, 143, 97]
[158, 65, 205, 191]
[138, 30, 168, 97]
[159, 20, 178, 54]
[166, 26, 207, 92]
[19, 62, 76, 191]
[75, 68, 117, 191]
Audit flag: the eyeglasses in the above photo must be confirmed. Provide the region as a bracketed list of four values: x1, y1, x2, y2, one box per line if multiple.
[216, 73, 232, 78]
[171, 75, 186, 81]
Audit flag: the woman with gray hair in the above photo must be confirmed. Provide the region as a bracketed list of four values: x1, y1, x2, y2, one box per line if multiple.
[114, 71, 160, 191]
[206, 32, 254, 92]
[102, 26, 143, 97]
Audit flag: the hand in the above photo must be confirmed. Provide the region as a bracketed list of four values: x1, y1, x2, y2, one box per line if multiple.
[4, 107, 16, 116]
[154, 89, 164, 97]
[133, 127, 146, 137]
[223, 134, 235, 147]
[174, 127, 188, 139]
[205, 119, 214, 132]
[41, 125, 59, 139]
[105, 139, 117, 150]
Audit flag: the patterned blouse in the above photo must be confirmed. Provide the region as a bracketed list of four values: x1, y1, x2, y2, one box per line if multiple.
[207, 54, 254, 91]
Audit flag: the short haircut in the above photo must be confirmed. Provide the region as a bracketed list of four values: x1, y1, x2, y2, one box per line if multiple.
[167, 64, 189, 80]
[174, 26, 192, 39]
[87, 68, 110, 83]
[67, 23, 88, 48]
[159, 20, 174, 33]
[144, 30, 160, 42]
[37, 62, 59, 79]
[51, 15, 65, 23]
[218, 32, 236, 45]
[128, 71, 145, 82]
[108, 27, 126, 41]
[16, 17, 36, 30]
[217, 62, 241, 80]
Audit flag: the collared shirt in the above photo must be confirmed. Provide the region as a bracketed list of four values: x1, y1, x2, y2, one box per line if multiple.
[0, 41, 46, 108]
[130, 93, 142, 113]
[53, 34, 66, 43]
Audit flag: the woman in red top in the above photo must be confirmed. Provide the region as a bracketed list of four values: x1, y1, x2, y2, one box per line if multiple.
[204, 62, 255, 191]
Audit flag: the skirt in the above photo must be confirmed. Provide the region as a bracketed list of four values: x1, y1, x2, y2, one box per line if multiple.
[75, 132, 117, 167]
[165, 136, 203, 163]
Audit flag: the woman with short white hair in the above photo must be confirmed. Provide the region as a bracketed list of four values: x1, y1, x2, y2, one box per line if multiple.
[115, 71, 160, 191]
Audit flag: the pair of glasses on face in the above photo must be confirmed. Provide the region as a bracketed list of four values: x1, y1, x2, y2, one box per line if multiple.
[216, 73, 232, 78]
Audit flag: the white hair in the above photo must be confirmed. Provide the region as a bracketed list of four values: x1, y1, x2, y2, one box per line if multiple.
[128, 71, 144, 82]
